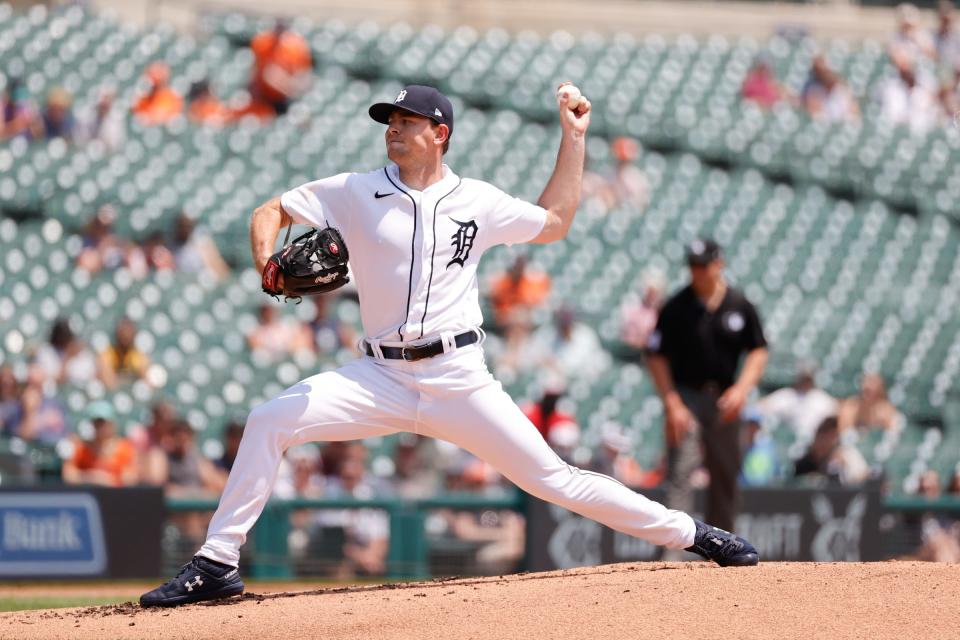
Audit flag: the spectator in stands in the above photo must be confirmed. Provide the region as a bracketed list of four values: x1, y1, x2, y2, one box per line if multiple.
[937, 80, 960, 126]
[247, 303, 313, 360]
[40, 87, 76, 142]
[530, 306, 608, 382]
[437, 455, 525, 575]
[890, 3, 936, 62]
[947, 467, 960, 495]
[76, 204, 128, 274]
[801, 55, 861, 123]
[98, 317, 150, 390]
[309, 294, 357, 355]
[0, 77, 42, 140]
[392, 434, 440, 499]
[547, 420, 582, 466]
[274, 444, 326, 500]
[880, 52, 940, 135]
[164, 419, 226, 498]
[591, 422, 651, 487]
[739, 407, 778, 487]
[741, 57, 787, 108]
[609, 136, 650, 211]
[171, 212, 231, 279]
[837, 372, 901, 432]
[620, 271, 665, 353]
[215, 419, 244, 474]
[489, 255, 550, 330]
[77, 86, 125, 151]
[32, 318, 98, 390]
[128, 230, 176, 279]
[910, 467, 960, 562]
[248, 19, 313, 117]
[522, 379, 578, 444]
[132, 400, 177, 487]
[132, 62, 183, 126]
[918, 469, 942, 500]
[318, 442, 392, 577]
[794, 416, 869, 485]
[583, 138, 650, 211]
[320, 441, 348, 481]
[4, 364, 68, 445]
[936, 1, 960, 74]
[0, 366, 19, 436]
[62, 401, 137, 486]
[163, 418, 227, 546]
[758, 361, 837, 442]
[187, 80, 231, 127]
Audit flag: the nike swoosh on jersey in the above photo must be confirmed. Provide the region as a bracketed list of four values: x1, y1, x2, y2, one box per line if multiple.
[374, 191, 394, 199]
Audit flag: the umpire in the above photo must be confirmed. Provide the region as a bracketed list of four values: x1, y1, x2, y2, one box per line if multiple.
[646, 238, 768, 533]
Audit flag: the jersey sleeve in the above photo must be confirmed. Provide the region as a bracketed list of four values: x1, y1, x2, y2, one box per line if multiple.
[279, 173, 350, 230]
[742, 300, 768, 350]
[645, 301, 675, 356]
[481, 184, 548, 248]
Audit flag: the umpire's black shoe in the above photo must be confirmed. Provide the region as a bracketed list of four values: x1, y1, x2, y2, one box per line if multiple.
[140, 556, 244, 607]
[685, 519, 759, 567]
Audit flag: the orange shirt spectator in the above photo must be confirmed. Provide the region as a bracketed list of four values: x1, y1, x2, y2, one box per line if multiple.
[62, 402, 137, 487]
[523, 398, 577, 443]
[188, 80, 231, 126]
[490, 256, 550, 328]
[132, 62, 183, 125]
[250, 22, 312, 110]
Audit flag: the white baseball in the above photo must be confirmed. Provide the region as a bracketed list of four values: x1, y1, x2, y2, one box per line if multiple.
[557, 84, 582, 110]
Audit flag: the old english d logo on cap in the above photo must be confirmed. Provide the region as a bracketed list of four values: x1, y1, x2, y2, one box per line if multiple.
[368, 85, 455, 137]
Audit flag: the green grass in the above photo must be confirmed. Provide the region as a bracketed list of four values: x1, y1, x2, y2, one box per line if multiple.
[0, 595, 136, 612]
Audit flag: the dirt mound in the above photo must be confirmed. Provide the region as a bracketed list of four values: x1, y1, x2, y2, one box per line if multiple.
[3, 562, 958, 640]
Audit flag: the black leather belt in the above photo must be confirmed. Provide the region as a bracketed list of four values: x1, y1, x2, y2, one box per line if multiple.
[365, 330, 479, 362]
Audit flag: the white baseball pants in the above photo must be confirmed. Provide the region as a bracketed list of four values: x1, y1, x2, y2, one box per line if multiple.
[198, 343, 696, 566]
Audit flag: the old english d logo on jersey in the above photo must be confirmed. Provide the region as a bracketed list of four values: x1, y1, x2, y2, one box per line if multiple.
[447, 219, 478, 268]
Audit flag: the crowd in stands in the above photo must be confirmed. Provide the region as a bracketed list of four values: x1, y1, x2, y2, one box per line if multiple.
[0, 18, 312, 143]
[76, 204, 231, 279]
[741, 2, 960, 135]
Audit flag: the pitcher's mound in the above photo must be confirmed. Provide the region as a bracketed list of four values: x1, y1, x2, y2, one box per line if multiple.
[3, 562, 958, 640]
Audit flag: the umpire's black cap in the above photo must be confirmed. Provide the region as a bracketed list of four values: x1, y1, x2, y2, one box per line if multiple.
[686, 238, 722, 265]
[368, 85, 454, 137]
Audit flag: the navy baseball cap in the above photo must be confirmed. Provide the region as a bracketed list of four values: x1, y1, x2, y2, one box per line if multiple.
[368, 85, 454, 137]
[686, 238, 722, 265]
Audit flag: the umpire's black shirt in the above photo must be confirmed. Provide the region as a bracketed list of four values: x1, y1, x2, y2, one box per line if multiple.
[646, 285, 767, 390]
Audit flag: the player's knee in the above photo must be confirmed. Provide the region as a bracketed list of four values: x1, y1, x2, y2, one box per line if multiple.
[517, 465, 577, 503]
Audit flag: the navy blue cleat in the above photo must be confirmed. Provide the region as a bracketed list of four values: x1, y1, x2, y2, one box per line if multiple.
[140, 556, 244, 607]
[685, 520, 759, 567]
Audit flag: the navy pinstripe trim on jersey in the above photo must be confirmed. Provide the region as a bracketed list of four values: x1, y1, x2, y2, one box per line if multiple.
[549, 449, 630, 490]
[384, 167, 417, 341]
[418, 178, 462, 338]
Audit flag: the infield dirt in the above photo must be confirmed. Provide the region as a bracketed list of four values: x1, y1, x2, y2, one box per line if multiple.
[2, 561, 956, 640]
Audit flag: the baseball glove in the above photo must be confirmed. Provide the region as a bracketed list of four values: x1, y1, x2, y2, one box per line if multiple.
[261, 226, 350, 300]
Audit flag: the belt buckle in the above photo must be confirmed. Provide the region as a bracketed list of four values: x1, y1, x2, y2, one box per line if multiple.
[401, 346, 415, 362]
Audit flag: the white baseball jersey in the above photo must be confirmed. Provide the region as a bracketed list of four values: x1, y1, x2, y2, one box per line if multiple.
[280, 164, 547, 342]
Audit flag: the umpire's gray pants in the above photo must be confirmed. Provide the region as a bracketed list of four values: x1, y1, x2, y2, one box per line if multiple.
[665, 385, 742, 533]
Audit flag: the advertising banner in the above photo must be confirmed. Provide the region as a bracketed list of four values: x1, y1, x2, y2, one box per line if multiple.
[0, 487, 164, 578]
[527, 487, 883, 570]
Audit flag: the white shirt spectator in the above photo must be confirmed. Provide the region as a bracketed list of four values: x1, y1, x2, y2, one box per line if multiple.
[759, 386, 837, 443]
[879, 73, 940, 135]
[529, 319, 609, 382]
[33, 343, 98, 390]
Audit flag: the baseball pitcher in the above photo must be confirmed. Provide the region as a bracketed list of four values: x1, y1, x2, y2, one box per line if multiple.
[141, 83, 758, 607]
